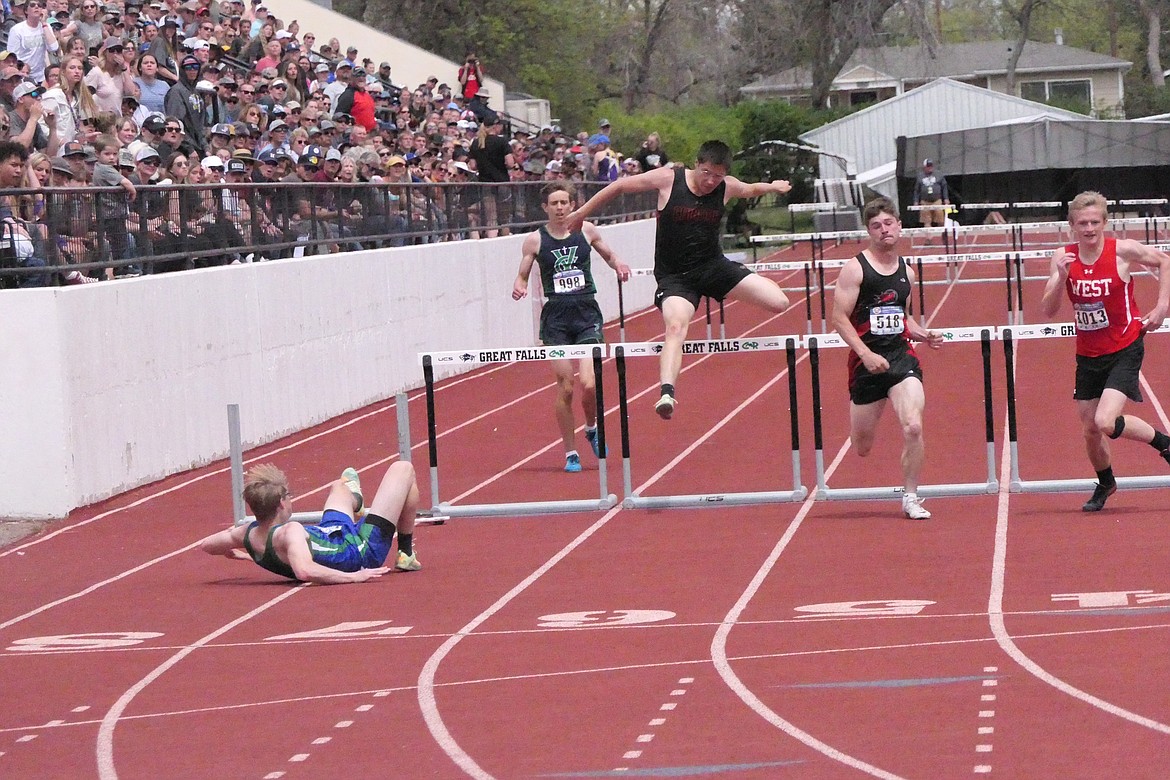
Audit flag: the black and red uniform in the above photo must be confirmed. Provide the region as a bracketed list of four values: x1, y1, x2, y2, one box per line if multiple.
[847, 252, 922, 405]
[653, 166, 751, 309]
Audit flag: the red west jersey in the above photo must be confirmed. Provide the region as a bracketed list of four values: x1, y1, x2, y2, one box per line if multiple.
[1064, 237, 1142, 357]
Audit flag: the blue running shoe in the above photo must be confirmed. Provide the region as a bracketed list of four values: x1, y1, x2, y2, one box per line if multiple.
[584, 427, 605, 458]
[564, 453, 582, 473]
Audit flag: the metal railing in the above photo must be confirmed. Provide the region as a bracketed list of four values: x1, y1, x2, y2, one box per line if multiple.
[0, 179, 656, 286]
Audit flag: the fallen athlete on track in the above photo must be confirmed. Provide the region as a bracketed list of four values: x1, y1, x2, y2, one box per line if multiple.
[198, 461, 421, 584]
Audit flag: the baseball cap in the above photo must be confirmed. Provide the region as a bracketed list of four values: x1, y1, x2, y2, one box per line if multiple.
[599, 118, 611, 127]
[588, 134, 609, 146]
[267, 119, 287, 131]
[300, 144, 324, 166]
[142, 114, 167, 133]
[271, 78, 286, 88]
[12, 82, 41, 101]
[195, 79, 215, 92]
[379, 61, 392, 69]
[118, 149, 135, 168]
[135, 146, 161, 162]
[385, 155, 406, 167]
[923, 158, 933, 166]
[50, 157, 75, 176]
[325, 147, 342, 162]
[201, 155, 224, 169]
[225, 159, 247, 174]
[210, 122, 234, 137]
[335, 60, 352, 69]
[274, 30, 291, 39]
[103, 36, 125, 51]
[256, 150, 277, 163]
[453, 161, 473, 173]
[315, 63, 330, 73]
[181, 55, 200, 69]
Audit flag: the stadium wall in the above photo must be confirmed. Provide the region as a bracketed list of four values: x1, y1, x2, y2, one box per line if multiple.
[0, 220, 656, 520]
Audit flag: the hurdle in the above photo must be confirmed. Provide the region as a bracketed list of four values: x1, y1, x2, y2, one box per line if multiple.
[227, 398, 448, 527]
[613, 336, 807, 508]
[1001, 324, 1170, 494]
[419, 345, 618, 517]
[806, 327, 999, 501]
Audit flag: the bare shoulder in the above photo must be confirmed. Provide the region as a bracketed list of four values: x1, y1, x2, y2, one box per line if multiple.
[521, 229, 541, 252]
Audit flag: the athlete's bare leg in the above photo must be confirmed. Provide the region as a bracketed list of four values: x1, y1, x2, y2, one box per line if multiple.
[849, 398, 887, 457]
[659, 295, 697, 386]
[724, 273, 790, 313]
[888, 377, 926, 494]
[324, 479, 359, 518]
[578, 355, 598, 428]
[552, 358, 578, 453]
[368, 461, 418, 536]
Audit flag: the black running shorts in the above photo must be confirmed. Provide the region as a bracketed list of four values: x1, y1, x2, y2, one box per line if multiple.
[540, 295, 603, 346]
[654, 258, 752, 310]
[1074, 333, 1144, 403]
[849, 349, 923, 405]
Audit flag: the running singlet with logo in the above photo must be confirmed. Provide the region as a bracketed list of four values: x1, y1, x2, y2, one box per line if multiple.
[655, 166, 725, 277]
[537, 227, 596, 297]
[1064, 237, 1142, 357]
[848, 252, 915, 361]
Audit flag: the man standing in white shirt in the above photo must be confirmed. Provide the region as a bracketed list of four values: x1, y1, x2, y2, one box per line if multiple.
[6, 0, 59, 83]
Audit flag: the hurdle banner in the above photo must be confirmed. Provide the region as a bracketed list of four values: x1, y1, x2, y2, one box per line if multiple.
[614, 337, 808, 509]
[419, 346, 618, 518]
[227, 398, 449, 528]
[807, 328, 1000, 501]
[1001, 324, 1170, 494]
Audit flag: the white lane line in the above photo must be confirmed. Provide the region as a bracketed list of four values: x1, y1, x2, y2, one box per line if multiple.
[988, 361, 1170, 734]
[417, 301, 811, 780]
[705, 264, 967, 780]
[95, 585, 307, 780]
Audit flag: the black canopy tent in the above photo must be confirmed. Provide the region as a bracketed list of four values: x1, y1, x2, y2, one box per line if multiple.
[897, 118, 1170, 223]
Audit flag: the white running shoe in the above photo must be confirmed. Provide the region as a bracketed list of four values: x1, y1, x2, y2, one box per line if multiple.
[902, 492, 931, 520]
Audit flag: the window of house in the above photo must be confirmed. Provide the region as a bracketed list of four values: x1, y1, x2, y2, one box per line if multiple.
[1020, 79, 1092, 112]
[849, 90, 878, 106]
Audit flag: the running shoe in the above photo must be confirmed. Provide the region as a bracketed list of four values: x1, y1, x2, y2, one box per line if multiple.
[902, 493, 931, 520]
[395, 549, 421, 571]
[585, 427, 605, 458]
[654, 393, 677, 420]
[341, 467, 364, 513]
[564, 453, 582, 473]
[1082, 481, 1116, 512]
[1161, 448, 1170, 467]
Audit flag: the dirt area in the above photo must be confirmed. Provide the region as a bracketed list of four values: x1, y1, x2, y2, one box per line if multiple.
[0, 520, 48, 548]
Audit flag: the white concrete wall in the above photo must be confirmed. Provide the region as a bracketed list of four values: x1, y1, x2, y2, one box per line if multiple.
[0, 220, 657, 520]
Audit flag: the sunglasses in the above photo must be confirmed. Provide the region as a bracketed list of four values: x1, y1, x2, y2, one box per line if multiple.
[140, 159, 159, 166]
[240, 89, 255, 94]
[165, 126, 183, 132]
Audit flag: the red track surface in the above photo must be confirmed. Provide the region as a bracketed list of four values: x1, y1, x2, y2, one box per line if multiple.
[3, 239, 1170, 779]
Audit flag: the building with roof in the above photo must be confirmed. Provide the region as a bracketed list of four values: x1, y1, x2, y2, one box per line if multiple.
[798, 77, 1086, 205]
[741, 39, 1131, 118]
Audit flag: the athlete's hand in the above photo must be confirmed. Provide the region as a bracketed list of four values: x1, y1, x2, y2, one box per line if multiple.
[565, 210, 585, 233]
[511, 277, 528, 300]
[772, 180, 792, 195]
[922, 329, 945, 350]
[860, 351, 889, 373]
[1142, 302, 1168, 332]
[352, 566, 390, 582]
[614, 260, 631, 281]
[1050, 250, 1075, 278]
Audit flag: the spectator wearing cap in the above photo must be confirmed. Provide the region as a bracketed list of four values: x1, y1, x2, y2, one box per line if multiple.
[309, 61, 330, 94]
[197, 75, 228, 125]
[257, 116, 287, 156]
[10, 80, 58, 154]
[0, 65, 25, 113]
[163, 54, 206, 154]
[7, 0, 59, 83]
[332, 66, 374, 133]
[85, 36, 140, 114]
[322, 59, 349, 107]
[128, 143, 160, 185]
[133, 52, 170, 114]
[206, 120, 233, 154]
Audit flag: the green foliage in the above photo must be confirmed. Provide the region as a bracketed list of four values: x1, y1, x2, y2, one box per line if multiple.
[596, 100, 745, 165]
[1124, 81, 1170, 119]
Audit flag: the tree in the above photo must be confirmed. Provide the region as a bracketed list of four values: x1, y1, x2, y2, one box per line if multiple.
[1137, 0, 1168, 87]
[1002, 0, 1055, 92]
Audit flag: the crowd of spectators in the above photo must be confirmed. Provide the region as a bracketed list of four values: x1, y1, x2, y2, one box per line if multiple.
[0, 0, 665, 286]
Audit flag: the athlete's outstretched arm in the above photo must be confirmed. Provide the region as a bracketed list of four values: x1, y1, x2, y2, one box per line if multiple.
[567, 166, 674, 232]
[198, 526, 248, 559]
[277, 522, 390, 585]
[723, 176, 792, 200]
